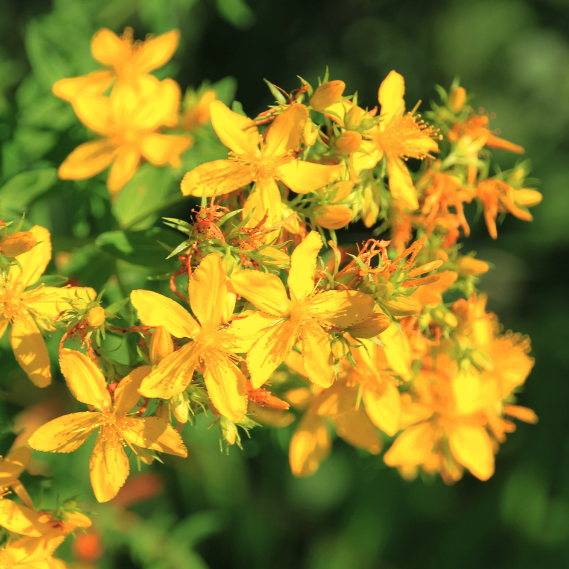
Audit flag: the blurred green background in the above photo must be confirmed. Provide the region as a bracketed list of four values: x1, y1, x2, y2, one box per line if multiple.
[1, 0, 568, 567]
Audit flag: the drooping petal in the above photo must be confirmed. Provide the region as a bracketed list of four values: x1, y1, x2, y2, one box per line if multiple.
[58, 139, 116, 181]
[131, 289, 199, 338]
[52, 70, 115, 102]
[277, 160, 344, 194]
[203, 354, 248, 423]
[363, 382, 401, 436]
[9, 226, 51, 289]
[60, 348, 111, 410]
[288, 231, 322, 302]
[28, 412, 100, 453]
[73, 95, 111, 135]
[209, 100, 260, 156]
[378, 70, 405, 121]
[231, 270, 291, 317]
[306, 290, 375, 328]
[386, 155, 419, 210]
[89, 427, 129, 503]
[247, 319, 298, 388]
[181, 159, 254, 197]
[138, 342, 198, 399]
[134, 29, 180, 73]
[113, 366, 152, 416]
[106, 145, 140, 195]
[91, 28, 128, 66]
[0, 500, 48, 537]
[300, 323, 334, 388]
[10, 313, 51, 388]
[263, 104, 308, 158]
[140, 133, 193, 166]
[383, 422, 437, 468]
[448, 423, 494, 481]
[188, 253, 227, 329]
[289, 413, 331, 477]
[121, 417, 187, 456]
[333, 408, 382, 454]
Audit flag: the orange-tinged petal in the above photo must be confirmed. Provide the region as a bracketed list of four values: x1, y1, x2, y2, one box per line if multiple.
[28, 412, 100, 453]
[59, 139, 116, 181]
[134, 29, 180, 73]
[0, 500, 47, 537]
[378, 70, 405, 120]
[9, 226, 51, 289]
[91, 28, 127, 66]
[383, 422, 437, 467]
[300, 322, 334, 388]
[277, 160, 344, 194]
[10, 313, 51, 387]
[448, 423, 494, 481]
[107, 146, 140, 195]
[387, 155, 419, 210]
[121, 417, 187, 456]
[203, 354, 248, 423]
[306, 290, 375, 328]
[289, 413, 331, 477]
[138, 342, 198, 398]
[210, 100, 260, 155]
[363, 382, 401, 436]
[72, 95, 110, 135]
[52, 70, 115, 102]
[288, 231, 321, 301]
[263, 104, 308, 158]
[113, 366, 152, 416]
[247, 319, 298, 388]
[189, 253, 227, 329]
[140, 133, 192, 166]
[60, 348, 111, 410]
[333, 408, 382, 454]
[89, 427, 129, 503]
[231, 270, 290, 317]
[181, 159, 254, 197]
[131, 290, 199, 338]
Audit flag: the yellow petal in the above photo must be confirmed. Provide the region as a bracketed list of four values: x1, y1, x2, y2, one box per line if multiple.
[210, 100, 260, 155]
[131, 290, 199, 338]
[23, 286, 96, 322]
[352, 140, 383, 172]
[0, 500, 47, 537]
[306, 290, 375, 328]
[121, 417, 187, 456]
[89, 427, 129, 503]
[133, 29, 180, 73]
[242, 178, 282, 242]
[300, 323, 334, 388]
[59, 139, 116, 181]
[28, 412, 100, 453]
[231, 270, 291, 316]
[334, 408, 382, 454]
[138, 342, 198, 398]
[288, 231, 322, 302]
[113, 366, 152, 416]
[52, 70, 115, 102]
[277, 160, 344, 194]
[289, 413, 331, 477]
[345, 310, 390, 338]
[383, 422, 437, 468]
[10, 313, 51, 387]
[448, 423, 494, 481]
[189, 253, 227, 329]
[107, 145, 140, 195]
[0, 447, 30, 488]
[387, 155, 419, 210]
[60, 348, 111, 410]
[131, 78, 181, 130]
[263, 104, 308, 158]
[378, 70, 405, 121]
[3, 534, 66, 564]
[73, 95, 110, 135]
[247, 319, 298, 388]
[203, 354, 248, 423]
[91, 28, 128, 66]
[9, 226, 51, 289]
[379, 326, 412, 381]
[140, 133, 193, 166]
[0, 318, 8, 341]
[181, 159, 253, 197]
[227, 310, 276, 353]
[364, 382, 401, 436]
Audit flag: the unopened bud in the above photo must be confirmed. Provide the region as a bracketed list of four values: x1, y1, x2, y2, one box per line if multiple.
[382, 296, 421, 316]
[447, 86, 467, 114]
[220, 417, 238, 446]
[455, 256, 489, 277]
[330, 337, 349, 360]
[260, 246, 291, 268]
[335, 131, 362, 155]
[303, 120, 319, 147]
[344, 106, 365, 130]
[326, 181, 353, 203]
[171, 394, 189, 424]
[150, 326, 174, 365]
[374, 281, 394, 299]
[0, 231, 36, 258]
[310, 80, 345, 112]
[314, 205, 354, 230]
[346, 310, 390, 338]
[86, 306, 105, 329]
[515, 189, 542, 208]
[431, 307, 458, 328]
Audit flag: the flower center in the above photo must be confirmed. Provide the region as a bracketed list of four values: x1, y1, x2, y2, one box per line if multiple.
[374, 114, 438, 159]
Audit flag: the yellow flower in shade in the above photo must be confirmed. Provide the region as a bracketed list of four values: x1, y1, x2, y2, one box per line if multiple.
[58, 78, 192, 196]
[28, 349, 187, 503]
[369, 71, 439, 210]
[131, 253, 248, 424]
[230, 231, 375, 389]
[0, 226, 96, 387]
[181, 102, 344, 232]
[53, 27, 180, 102]
[0, 534, 67, 569]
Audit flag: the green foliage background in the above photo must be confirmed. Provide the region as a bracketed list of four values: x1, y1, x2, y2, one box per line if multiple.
[0, 0, 568, 567]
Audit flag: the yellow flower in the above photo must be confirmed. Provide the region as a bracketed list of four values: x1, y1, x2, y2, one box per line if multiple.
[0, 534, 67, 569]
[231, 231, 375, 388]
[131, 253, 248, 423]
[58, 78, 192, 196]
[0, 226, 95, 387]
[28, 349, 187, 502]
[53, 27, 180, 102]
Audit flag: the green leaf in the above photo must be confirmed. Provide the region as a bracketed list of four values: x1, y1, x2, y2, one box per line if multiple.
[264, 79, 287, 104]
[0, 169, 57, 213]
[105, 298, 131, 316]
[216, 0, 255, 30]
[59, 244, 115, 292]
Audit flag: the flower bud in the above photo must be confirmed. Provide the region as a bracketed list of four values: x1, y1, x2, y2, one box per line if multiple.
[171, 394, 189, 424]
[310, 80, 345, 112]
[335, 131, 362, 155]
[0, 231, 36, 258]
[455, 256, 489, 277]
[86, 306, 105, 329]
[346, 310, 390, 338]
[431, 307, 458, 328]
[326, 181, 353, 203]
[447, 86, 467, 114]
[515, 189, 542, 208]
[220, 417, 238, 446]
[150, 326, 174, 365]
[344, 106, 365, 130]
[303, 120, 319, 147]
[330, 337, 349, 360]
[314, 205, 354, 230]
[381, 296, 421, 316]
[374, 281, 394, 299]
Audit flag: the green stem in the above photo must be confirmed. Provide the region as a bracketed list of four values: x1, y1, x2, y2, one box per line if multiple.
[120, 193, 189, 231]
